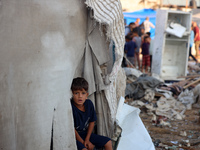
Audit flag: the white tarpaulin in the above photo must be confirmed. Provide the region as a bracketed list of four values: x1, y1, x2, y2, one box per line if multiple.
[116, 97, 155, 150]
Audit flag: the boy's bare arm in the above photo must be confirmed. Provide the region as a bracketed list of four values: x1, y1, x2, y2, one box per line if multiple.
[84, 121, 95, 149]
[75, 129, 84, 144]
[85, 121, 95, 140]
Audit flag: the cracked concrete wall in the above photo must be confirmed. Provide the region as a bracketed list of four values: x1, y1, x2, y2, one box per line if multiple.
[0, 0, 87, 149]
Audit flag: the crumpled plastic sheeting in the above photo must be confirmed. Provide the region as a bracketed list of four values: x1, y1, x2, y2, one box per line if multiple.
[155, 88, 173, 99]
[125, 74, 163, 99]
[123, 67, 143, 82]
[129, 100, 155, 112]
[178, 89, 196, 110]
[156, 97, 186, 120]
[116, 97, 155, 150]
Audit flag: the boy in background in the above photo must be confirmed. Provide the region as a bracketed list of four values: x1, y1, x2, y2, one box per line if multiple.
[141, 36, 150, 73]
[124, 35, 137, 67]
[71, 77, 112, 150]
[132, 31, 141, 70]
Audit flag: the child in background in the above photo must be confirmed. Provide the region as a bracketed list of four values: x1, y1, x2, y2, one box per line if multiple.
[71, 77, 112, 150]
[132, 31, 141, 70]
[124, 35, 137, 67]
[141, 36, 150, 73]
[189, 25, 198, 64]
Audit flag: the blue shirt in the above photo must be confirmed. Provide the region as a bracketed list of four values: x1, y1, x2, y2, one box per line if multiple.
[190, 30, 194, 47]
[124, 41, 137, 57]
[71, 99, 97, 133]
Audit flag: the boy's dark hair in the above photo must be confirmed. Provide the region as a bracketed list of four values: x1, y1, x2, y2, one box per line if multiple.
[71, 77, 88, 92]
[146, 32, 151, 36]
[125, 35, 132, 41]
[129, 22, 135, 26]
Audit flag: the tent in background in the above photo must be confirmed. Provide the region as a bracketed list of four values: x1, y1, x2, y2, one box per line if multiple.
[123, 9, 156, 38]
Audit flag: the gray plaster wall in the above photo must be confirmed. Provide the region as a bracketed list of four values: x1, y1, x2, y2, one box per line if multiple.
[0, 0, 88, 149]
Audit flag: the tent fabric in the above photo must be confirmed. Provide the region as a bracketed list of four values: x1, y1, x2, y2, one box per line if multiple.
[125, 74, 163, 100]
[123, 9, 156, 38]
[85, 0, 126, 124]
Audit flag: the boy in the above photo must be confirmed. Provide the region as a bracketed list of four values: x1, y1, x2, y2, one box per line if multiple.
[124, 35, 137, 67]
[132, 31, 141, 70]
[71, 77, 112, 150]
[141, 36, 150, 73]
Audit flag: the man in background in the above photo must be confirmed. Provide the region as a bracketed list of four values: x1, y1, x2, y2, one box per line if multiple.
[193, 22, 200, 58]
[143, 17, 155, 33]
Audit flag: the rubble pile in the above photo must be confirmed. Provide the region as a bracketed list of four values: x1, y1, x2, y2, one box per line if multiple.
[123, 66, 200, 150]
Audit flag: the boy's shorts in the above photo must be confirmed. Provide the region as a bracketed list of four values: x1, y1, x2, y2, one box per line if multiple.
[127, 56, 134, 66]
[142, 55, 150, 67]
[76, 132, 111, 150]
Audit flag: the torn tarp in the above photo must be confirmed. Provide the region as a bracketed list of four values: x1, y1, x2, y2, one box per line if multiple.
[125, 74, 163, 99]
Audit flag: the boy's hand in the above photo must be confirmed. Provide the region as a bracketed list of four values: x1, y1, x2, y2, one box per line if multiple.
[84, 140, 94, 150]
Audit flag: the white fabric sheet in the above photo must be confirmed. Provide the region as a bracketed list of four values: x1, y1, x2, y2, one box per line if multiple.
[116, 97, 155, 150]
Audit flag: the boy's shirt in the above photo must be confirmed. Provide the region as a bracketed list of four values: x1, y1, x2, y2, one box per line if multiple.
[193, 26, 200, 41]
[141, 42, 150, 55]
[124, 41, 137, 57]
[71, 99, 97, 133]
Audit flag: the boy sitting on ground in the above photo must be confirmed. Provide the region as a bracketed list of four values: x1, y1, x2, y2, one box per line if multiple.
[71, 77, 113, 150]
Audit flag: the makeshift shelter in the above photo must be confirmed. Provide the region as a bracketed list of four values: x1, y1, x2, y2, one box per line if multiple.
[123, 9, 156, 38]
[0, 0, 125, 150]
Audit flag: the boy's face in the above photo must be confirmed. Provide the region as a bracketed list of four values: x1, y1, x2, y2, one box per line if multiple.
[72, 89, 88, 107]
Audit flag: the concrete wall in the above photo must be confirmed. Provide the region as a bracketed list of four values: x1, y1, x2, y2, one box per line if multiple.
[162, 0, 200, 6]
[0, 0, 88, 149]
[120, 0, 160, 12]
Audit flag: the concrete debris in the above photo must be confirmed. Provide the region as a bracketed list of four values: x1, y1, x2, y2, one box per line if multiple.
[180, 131, 187, 137]
[178, 89, 196, 110]
[156, 97, 186, 120]
[124, 61, 200, 149]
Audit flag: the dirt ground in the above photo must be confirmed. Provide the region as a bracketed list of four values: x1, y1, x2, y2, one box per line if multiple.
[139, 104, 200, 150]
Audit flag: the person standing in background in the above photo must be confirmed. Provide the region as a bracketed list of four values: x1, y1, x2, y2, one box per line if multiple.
[193, 22, 200, 58]
[143, 17, 155, 33]
[189, 25, 198, 63]
[125, 22, 135, 36]
[134, 18, 140, 27]
[132, 31, 141, 70]
[124, 35, 137, 67]
[141, 36, 150, 73]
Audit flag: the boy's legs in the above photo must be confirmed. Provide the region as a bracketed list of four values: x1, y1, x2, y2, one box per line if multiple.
[104, 140, 113, 150]
[127, 56, 134, 67]
[142, 55, 146, 72]
[189, 46, 198, 62]
[145, 55, 150, 73]
[195, 40, 200, 57]
[135, 52, 140, 69]
[89, 133, 112, 150]
[77, 140, 87, 150]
